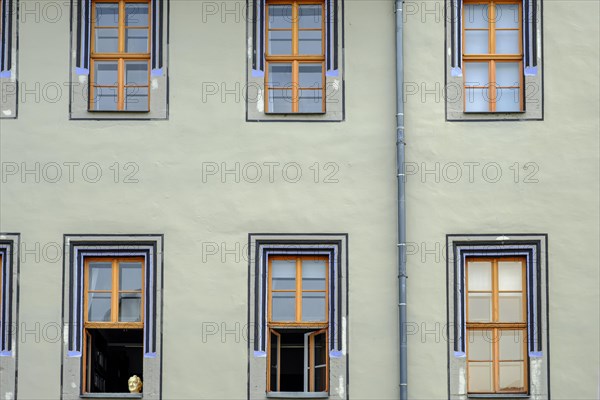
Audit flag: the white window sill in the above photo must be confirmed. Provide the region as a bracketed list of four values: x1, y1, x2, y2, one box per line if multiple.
[267, 392, 328, 399]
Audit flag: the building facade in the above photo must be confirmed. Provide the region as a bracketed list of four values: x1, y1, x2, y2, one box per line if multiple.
[0, 0, 599, 399]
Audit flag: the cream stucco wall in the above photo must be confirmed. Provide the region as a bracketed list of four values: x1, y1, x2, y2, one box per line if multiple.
[0, 0, 598, 399]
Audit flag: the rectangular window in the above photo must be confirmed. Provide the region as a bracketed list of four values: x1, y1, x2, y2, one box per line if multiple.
[247, 0, 344, 121]
[446, 0, 543, 120]
[0, 0, 17, 118]
[61, 235, 163, 400]
[0, 234, 19, 399]
[248, 234, 348, 399]
[70, 0, 168, 119]
[446, 235, 549, 399]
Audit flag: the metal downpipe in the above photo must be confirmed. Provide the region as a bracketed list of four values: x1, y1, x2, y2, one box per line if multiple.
[395, 0, 408, 399]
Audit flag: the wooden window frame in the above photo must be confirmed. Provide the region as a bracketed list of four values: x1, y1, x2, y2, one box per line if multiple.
[465, 256, 528, 394]
[90, 0, 151, 111]
[82, 256, 145, 394]
[267, 254, 330, 393]
[462, 0, 524, 112]
[264, 0, 326, 113]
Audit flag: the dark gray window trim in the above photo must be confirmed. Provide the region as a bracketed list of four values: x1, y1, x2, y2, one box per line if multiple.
[0, 233, 20, 400]
[0, 0, 18, 119]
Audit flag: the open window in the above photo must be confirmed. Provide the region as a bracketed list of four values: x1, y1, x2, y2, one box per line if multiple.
[0, 0, 17, 118]
[0, 234, 19, 399]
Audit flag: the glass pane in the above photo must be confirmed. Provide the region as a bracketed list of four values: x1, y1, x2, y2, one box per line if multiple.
[268, 5, 292, 29]
[94, 87, 118, 111]
[268, 63, 292, 87]
[469, 362, 493, 392]
[302, 292, 326, 321]
[496, 4, 519, 29]
[88, 293, 111, 321]
[499, 330, 524, 360]
[88, 262, 112, 290]
[272, 292, 295, 321]
[299, 90, 323, 113]
[496, 30, 520, 54]
[299, 30, 322, 54]
[126, 29, 149, 53]
[125, 61, 149, 85]
[125, 87, 149, 111]
[126, 3, 149, 26]
[465, 30, 489, 54]
[302, 259, 326, 290]
[268, 90, 293, 113]
[464, 62, 489, 86]
[465, 88, 490, 112]
[299, 64, 322, 87]
[95, 61, 118, 86]
[95, 28, 118, 52]
[468, 293, 492, 322]
[119, 262, 142, 291]
[270, 332, 279, 391]
[468, 330, 492, 361]
[499, 293, 523, 322]
[272, 260, 296, 290]
[119, 293, 142, 322]
[499, 361, 525, 391]
[464, 4, 488, 29]
[496, 63, 520, 87]
[313, 332, 327, 391]
[299, 5, 322, 29]
[468, 261, 492, 290]
[496, 88, 521, 112]
[498, 261, 523, 290]
[269, 30, 292, 55]
[95, 3, 118, 26]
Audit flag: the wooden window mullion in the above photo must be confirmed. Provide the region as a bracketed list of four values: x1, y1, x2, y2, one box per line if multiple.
[489, 1, 496, 111]
[111, 259, 119, 323]
[296, 257, 302, 321]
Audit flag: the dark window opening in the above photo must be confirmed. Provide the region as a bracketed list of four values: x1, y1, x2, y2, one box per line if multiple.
[84, 328, 143, 394]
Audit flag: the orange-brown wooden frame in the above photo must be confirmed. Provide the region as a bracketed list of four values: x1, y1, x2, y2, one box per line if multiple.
[465, 256, 528, 394]
[89, 0, 151, 111]
[462, 0, 523, 112]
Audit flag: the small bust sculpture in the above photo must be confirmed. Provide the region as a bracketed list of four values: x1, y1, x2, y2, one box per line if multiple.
[128, 375, 143, 393]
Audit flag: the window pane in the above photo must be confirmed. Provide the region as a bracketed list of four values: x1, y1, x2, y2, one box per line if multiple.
[299, 5, 322, 29]
[313, 332, 327, 392]
[465, 88, 490, 112]
[468, 330, 492, 361]
[499, 361, 525, 391]
[498, 261, 523, 291]
[272, 292, 295, 321]
[269, 30, 292, 55]
[119, 262, 143, 291]
[302, 259, 326, 290]
[125, 61, 149, 85]
[126, 3, 149, 26]
[299, 30, 322, 55]
[464, 4, 488, 29]
[95, 28, 119, 52]
[499, 293, 523, 322]
[119, 293, 142, 322]
[125, 87, 149, 111]
[468, 261, 492, 290]
[465, 30, 489, 54]
[464, 62, 489, 86]
[94, 87, 118, 111]
[88, 293, 111, 321]
[299, 64, 322, 88]
[268, 63, 292, 87]
[95, 61, 118, 86]
[268, 5, 292, 29]
[468, 293, 492, 322]
[302, 292, 326, 321]
[496, 63, 520, 87]
[495, 30, 520, 54]
[270, 331, 280, 391]
[95, 3, 118, 26]
[496, 4, 519, 29]
[268, 90, 293, 113]
[89, 262, 113, 290]
[126, 29, 149, 53]
[469, 362, 493, 392]
[299, 90, 323, 113]
[499, 330, 524, 360]
[272, 260, 296, 290]
[496, 88, 521, 112]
